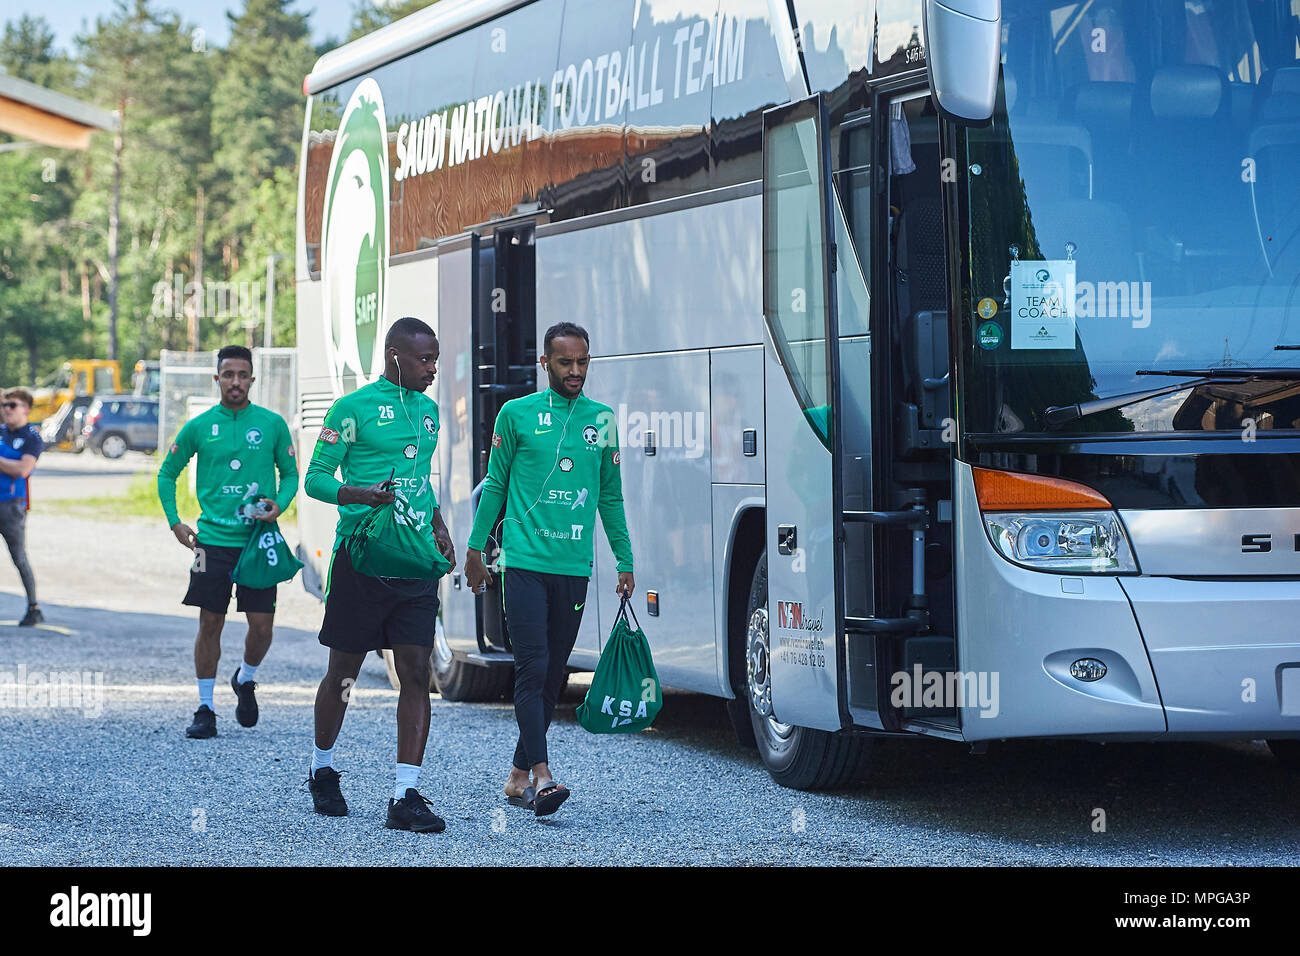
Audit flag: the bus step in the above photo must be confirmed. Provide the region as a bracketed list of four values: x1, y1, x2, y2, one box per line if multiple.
[465, 650, 514, 667]
[843, 509, 929, 530]
[846, 615, 925, 635]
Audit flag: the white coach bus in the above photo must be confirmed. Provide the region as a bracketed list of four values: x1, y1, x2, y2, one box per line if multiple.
[296, 0, 1300, 789]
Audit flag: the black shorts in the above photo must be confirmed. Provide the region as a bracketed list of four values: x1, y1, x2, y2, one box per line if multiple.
[317, 544, 440, 654]
[183, 540, 277, 615]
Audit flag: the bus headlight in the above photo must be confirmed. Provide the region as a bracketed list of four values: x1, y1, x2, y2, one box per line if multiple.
[983, 512, 1137, 573]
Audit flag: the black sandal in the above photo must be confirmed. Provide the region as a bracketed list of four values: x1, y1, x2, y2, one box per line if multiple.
[507, 785, 536, 810]
[533, 781, 570, 817]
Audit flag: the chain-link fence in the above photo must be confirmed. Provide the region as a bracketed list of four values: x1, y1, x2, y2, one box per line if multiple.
[157, 348, 299, 451]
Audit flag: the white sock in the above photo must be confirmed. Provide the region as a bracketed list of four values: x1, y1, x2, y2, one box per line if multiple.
[394, 762, 420, 800]
[311, 746, 335, 776]
[197, 678, 215, 710]
[237, 660, 259, 684]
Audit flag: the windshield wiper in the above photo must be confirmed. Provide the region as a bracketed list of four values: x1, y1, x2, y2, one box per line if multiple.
[1045, 378, 1221, 427]
[1135, 367, 1300, 380]
[1044, 367, 1300, 428]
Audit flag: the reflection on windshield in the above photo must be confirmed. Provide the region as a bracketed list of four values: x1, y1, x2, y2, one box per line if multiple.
[963, 0, 1300, 435]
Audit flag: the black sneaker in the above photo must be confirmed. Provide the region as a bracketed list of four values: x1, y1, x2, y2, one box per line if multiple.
[186, 705, 217, 739]
[18, 605, 43, 627]
[230, 668, 258, 727]
[308, 767, 348, 817]
[386, 788, 446, 833]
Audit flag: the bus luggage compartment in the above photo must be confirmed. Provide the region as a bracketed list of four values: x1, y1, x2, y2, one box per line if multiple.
[1118, 576, 1300, 736]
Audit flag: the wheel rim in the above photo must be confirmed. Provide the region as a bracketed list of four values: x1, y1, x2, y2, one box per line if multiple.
[433, 622, 452, 670]
[746, 606, 792, 738]
[102, 435, 125, 457]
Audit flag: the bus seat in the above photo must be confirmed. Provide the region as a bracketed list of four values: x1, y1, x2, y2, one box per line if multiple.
[1256, 66, 1300, 104]
[1133, 65, 1254, 271]
[1246, 88, 1300, 274]
[1027, 200, 1140, 284]
[1004, 68, 1094, 200]
[1066, 81, 1135, 206]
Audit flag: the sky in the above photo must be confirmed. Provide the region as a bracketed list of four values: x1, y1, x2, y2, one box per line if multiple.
[5, 0, 378, 56]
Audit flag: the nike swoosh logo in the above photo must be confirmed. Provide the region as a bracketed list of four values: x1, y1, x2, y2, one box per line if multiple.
[535, 429, 552, 435]
[573, 603, 584, 611]
[206, 436, 220, 442]
[377, 419, 395, 426]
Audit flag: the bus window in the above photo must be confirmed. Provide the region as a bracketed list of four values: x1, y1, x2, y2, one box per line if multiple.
[793, 0, 877, 92]
[962, 0, 1300, 437]
[546, 0, 635, 220]
[875, 0, 926, 75]
[624, 0, 716, 206]
[712, 0, 792, 188]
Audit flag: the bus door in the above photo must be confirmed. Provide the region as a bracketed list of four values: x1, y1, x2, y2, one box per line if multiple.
[437, 224, 536, 659]
[473, 223, 539, 651]
[761, 95, 853, 732]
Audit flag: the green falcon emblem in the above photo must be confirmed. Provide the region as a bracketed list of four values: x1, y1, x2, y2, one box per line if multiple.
[322, 76, 389, 397]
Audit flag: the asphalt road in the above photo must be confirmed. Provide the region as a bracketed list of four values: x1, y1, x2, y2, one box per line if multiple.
[1, 452, 1299, 865]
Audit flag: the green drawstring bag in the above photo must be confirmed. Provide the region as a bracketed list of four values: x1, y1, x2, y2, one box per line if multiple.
[231, 522, 303, 588]
[347, 489, 451, 580]
[577, 597, 662, 734]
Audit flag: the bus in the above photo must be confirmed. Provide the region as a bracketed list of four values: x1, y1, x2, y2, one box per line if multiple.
[295, 0, 1300, 789]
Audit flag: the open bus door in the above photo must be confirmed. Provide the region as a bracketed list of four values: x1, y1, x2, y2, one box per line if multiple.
[756, 94, 879, 788]
[761, 95, 848, 734]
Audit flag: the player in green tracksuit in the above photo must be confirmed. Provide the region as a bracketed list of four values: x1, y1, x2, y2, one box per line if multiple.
[156, 345, 298, 740]
[303, 316, 456, 834]
[465, 321, 634, 818]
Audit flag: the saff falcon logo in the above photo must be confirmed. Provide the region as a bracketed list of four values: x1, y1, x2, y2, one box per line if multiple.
[245, 427, 263, 447]
[423, 414, 436, 436]
[582, 425, 598, 444]
[322, 77, 389, 398]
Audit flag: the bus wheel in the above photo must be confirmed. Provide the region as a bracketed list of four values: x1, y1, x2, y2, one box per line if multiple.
[745, 550, 873, 790]
[379, 649, 400, 690]
[1266, 739, 1300, 770]
[377, 648, 436, 692]
[431, 626, 512, 701]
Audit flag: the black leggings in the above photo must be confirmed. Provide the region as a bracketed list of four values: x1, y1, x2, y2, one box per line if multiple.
[504, 568, 589, 771]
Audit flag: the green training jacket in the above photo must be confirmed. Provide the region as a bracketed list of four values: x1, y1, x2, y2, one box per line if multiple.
[467, 389, 633, 578]
[157, 402, 298, 547]
[303, 376, 440, 551]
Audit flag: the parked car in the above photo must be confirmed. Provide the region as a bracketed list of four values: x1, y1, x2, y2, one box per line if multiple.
[81, 397, 159, 458]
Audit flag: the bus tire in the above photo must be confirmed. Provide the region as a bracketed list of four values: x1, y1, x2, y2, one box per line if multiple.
[377, 647, 438, 692]
[431, 630, 512, 702]
[1267, 739, 1300, 770]
[745, 550, 873, 790]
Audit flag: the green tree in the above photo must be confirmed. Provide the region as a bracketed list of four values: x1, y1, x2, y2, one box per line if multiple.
[209, 0, 315, 347]
[0, 14, 76, 91]
[74, 0, 214, 360]
[348, 0, 444, 42]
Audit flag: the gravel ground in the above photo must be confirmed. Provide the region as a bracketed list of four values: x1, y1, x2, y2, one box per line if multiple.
[1, 458, 1299, 865]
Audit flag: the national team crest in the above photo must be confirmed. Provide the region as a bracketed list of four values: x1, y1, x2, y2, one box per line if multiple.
[423, 414, 436, 435]
[245, 427, 263, 447]
[321, 77, 390, 398]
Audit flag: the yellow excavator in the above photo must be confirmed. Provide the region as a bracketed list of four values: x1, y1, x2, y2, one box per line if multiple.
[27, 359, 122, 423]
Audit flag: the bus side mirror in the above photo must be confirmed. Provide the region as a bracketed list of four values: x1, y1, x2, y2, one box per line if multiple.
[922, 0, 1001, 125]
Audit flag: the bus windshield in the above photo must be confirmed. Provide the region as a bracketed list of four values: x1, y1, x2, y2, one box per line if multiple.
[962, 0, 1300, 435]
